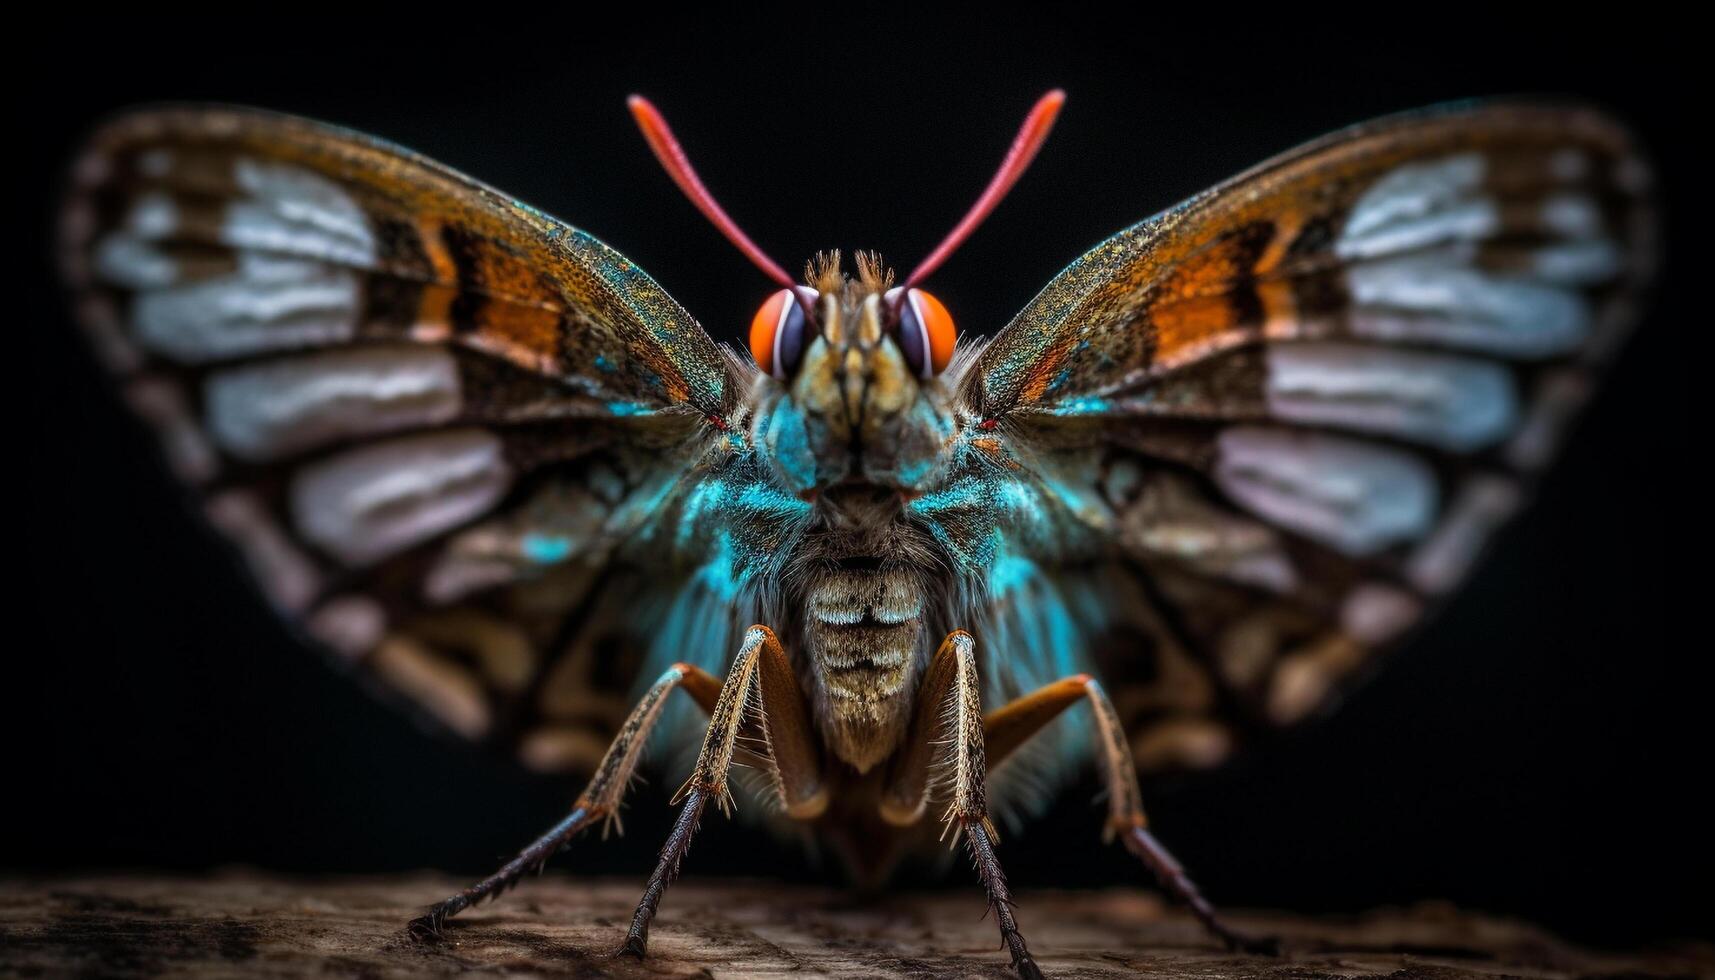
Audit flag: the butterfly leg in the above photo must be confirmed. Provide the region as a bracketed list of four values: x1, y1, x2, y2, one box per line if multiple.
[406, 660, 725, 942]
[619, 624, 825, 958]
[881, 631, 1045, 980]
[985, 675, 1276, 954]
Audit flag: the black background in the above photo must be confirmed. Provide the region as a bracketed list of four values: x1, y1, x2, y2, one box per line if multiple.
[14, 15, 1703, 948]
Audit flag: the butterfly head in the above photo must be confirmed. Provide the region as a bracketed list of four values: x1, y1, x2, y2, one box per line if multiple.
[742, 250, 960, 493]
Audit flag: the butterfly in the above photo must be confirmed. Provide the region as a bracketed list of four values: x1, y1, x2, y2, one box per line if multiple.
[57, 90, 1656, 978]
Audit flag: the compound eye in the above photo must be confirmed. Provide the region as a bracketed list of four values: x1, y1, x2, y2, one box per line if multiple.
[892, 287, 957, 378]
[749, 288, 811, 379]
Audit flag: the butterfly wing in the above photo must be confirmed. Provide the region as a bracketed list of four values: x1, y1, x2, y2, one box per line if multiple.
[965, 101, 1657, 770]
[59, 106, 742, 771]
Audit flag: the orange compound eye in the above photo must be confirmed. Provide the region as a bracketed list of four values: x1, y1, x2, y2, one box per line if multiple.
[894, 287, 956, 377]
[749, 288, 810, 379]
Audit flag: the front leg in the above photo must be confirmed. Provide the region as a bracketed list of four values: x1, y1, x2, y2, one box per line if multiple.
[620, 624, 825, 957]
[883, 631, 1045, 980]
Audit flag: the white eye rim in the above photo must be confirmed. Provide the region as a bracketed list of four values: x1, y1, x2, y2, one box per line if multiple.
[769, 287, 817, 380]
[909, 290, 934, 379]
[769, 289, 794, 380]
[886, 286, 935, 379]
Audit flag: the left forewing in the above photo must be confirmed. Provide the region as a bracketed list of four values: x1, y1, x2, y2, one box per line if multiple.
[57, 106, 745, 771]
[964, 101, 1657, 769]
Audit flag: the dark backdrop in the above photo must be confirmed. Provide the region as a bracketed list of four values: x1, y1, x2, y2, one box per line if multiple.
[14, 15, 1702, 947]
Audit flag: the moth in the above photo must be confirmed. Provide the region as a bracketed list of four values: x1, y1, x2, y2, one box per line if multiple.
[58, 91, 1656, 978]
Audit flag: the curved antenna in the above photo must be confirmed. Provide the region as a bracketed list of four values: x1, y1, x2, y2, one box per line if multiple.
[900, 89, 1066, 292]
[628, 95, 798, 290]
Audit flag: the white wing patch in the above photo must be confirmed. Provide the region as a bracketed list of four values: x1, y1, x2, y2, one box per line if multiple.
[1335, 152, 1619, 358]
[1336, 153, 1496, 260]
[229, 157, 376, 265]
[1330, 154, 1495, 259]
[1214, 427, 1437, 556]
[132, 254, 364, 363]
[1265, 342, 1517, 450]
[93, 158, 377, 363]
[205, 346, 463, 461]
[290, 428, 512, 567]
[1345, 255, 1590, 357]
[94, 228, 179, 289]
[1528, 239, 1622, 284]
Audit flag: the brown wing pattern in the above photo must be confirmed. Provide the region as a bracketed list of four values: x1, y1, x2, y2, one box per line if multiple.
[971, 102, 1657, 770]
[59, 106, 738, 771]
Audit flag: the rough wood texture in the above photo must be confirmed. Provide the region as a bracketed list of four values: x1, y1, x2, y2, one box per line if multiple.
[1, 874, 1707, 979]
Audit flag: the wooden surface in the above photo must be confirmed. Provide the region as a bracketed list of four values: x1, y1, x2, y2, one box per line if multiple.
[1, 874, 1707, 979]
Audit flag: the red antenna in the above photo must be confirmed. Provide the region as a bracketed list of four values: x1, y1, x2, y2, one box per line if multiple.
[900, 89, 1066, 292]
[628, 95, 799, 291]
